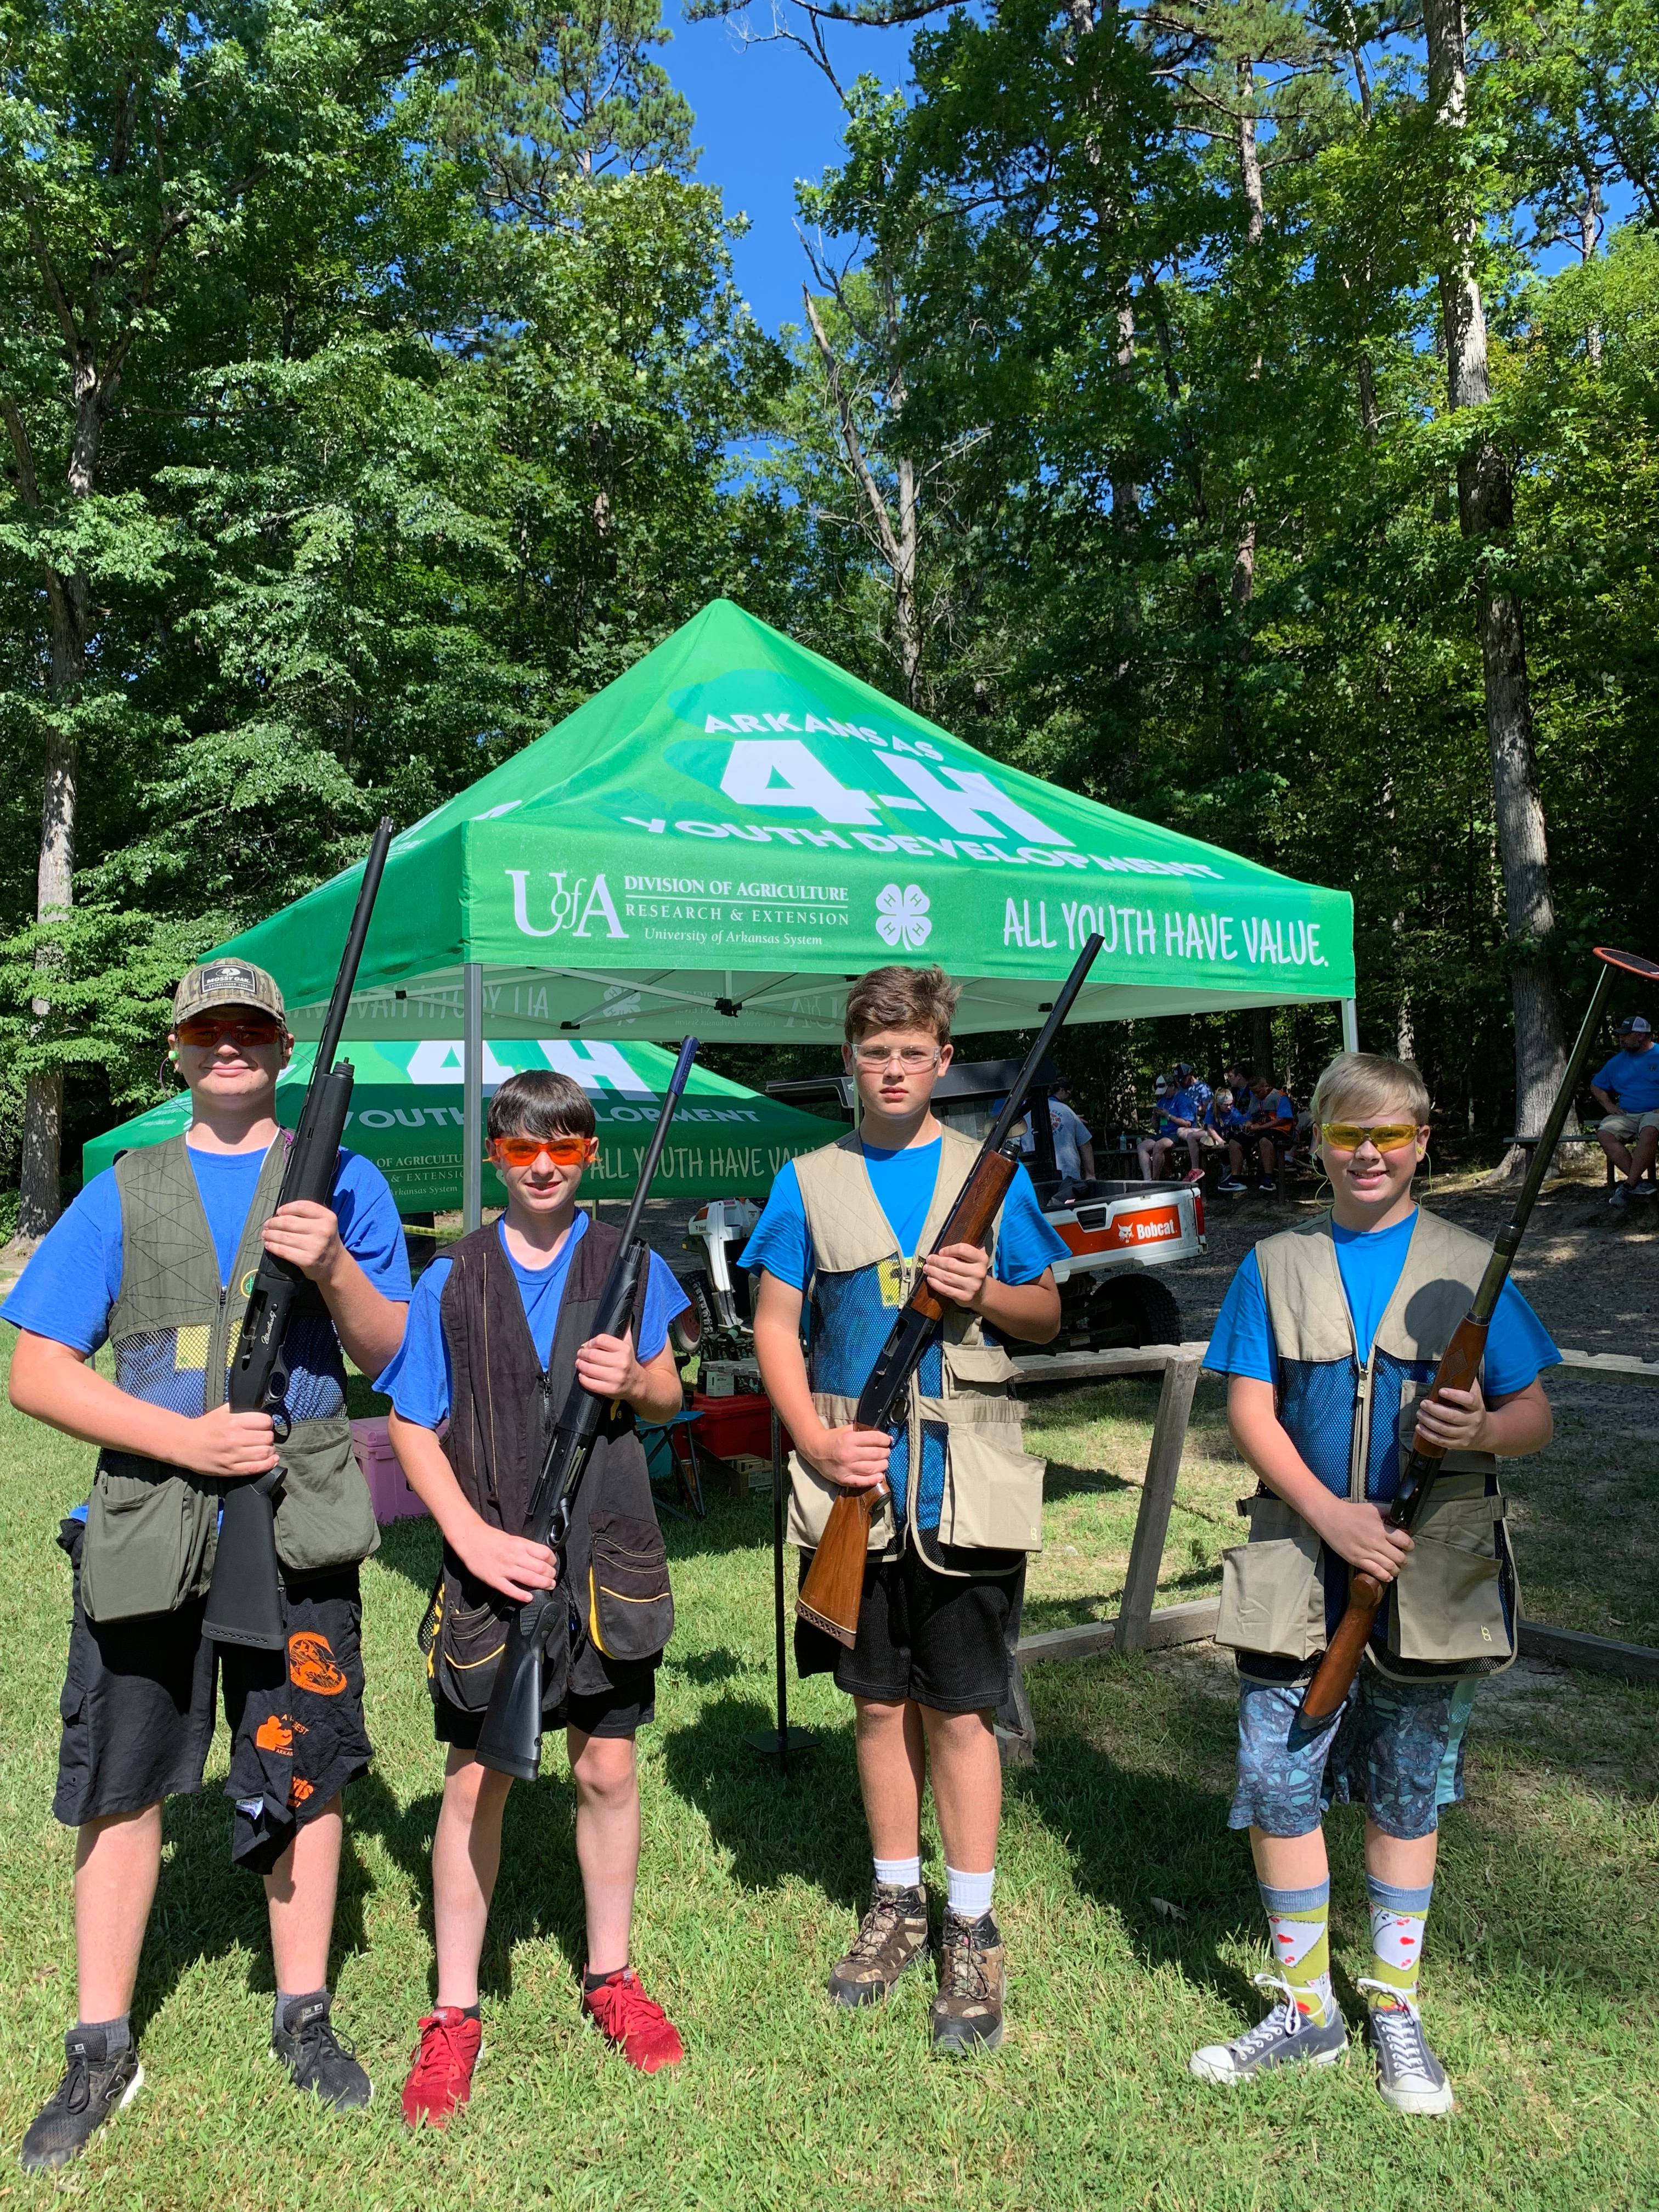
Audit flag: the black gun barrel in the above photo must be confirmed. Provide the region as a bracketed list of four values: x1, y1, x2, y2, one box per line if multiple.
[203, 817, 394, 1650]
[475, 1037, 698, 1779]
[981, 935, 1105, 1157]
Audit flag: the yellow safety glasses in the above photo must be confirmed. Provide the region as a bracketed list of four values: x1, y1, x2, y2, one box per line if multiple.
[1319, 1122, 1421, 1154]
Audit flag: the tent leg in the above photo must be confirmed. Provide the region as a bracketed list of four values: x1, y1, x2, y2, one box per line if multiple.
[463, 962, 484, 1233]
[1340, 997, 1359, 1054]
[748, 1407, 813, 1769]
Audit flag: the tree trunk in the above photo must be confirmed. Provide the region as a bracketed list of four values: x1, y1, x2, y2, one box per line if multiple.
[1423, 0, 1568, 1169]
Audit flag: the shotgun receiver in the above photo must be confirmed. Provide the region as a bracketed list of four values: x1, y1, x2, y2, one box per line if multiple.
[796, 935, 1105, 1646]
[1288, 943, 1659, 1747]
[202, 817, 395, 1651]
[476, 1036, 699, 1781]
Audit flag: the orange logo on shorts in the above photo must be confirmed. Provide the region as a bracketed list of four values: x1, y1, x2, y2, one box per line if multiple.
[256, 1714, 296, 1754]
[289, 1776, 315, 1809]
[288, 1632, 348, 1696]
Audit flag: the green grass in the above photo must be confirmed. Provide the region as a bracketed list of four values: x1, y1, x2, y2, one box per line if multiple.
[1, 1346, 1656, 2210]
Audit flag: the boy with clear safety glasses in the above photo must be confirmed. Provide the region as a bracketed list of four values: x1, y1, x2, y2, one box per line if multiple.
[742, 965, 1069, 2053]
[379, 1069, 690, 2122]
[1191, 1052, 1558, 2115]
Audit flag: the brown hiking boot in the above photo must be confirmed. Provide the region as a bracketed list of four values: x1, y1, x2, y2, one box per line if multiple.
[827, 1882, 930, 2008]
[932, 1909, 1005, 2053]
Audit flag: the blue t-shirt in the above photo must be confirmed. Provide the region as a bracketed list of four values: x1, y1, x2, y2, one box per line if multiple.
[739, 1139, 1068, 1290]
[378, 1213, 690, 1431]
[1204, 1210, 1559, 1394]
[1157, 1088, 1199, 1136]
[1593, 1048, 1659, 1114]
[1245, 1089, 1295, 1126]
[2, 1142, 410, 1355]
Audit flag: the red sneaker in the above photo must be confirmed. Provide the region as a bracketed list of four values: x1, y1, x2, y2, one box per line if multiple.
[583, 1969, 685, 2072]
[400, 2007, 482, 2128]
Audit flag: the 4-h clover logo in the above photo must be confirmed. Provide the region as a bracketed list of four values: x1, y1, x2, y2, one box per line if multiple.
[875, 882, 932, 951]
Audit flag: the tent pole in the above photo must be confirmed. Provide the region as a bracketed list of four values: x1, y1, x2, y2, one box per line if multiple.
[1340, 997, 1359, 1055]
[463, 962, 484, 1232]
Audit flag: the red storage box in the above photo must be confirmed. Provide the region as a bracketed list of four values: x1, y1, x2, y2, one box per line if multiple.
[689, 1390, 790, 1463]
[350, 1417, 429, 1525]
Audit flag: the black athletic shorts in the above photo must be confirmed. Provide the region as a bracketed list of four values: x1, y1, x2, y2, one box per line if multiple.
[795, 1538, 1025, 1714]
[53, 1519, 372, 1875]
[435, 1674, 656, 1750]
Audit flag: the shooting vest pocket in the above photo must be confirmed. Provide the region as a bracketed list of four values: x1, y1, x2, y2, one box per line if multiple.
[935, 1424, 1046, 1553]
[270, 1415, 375, 1575]
[420, 1562, 514, 1712]
[585, 1512, 675, 1663]
[80, 1452, 219, 1624]
[786, 1391, 897, 1553]
[1215, 1492, 1327, 1660]
[1387, 1477, 1514, 1667]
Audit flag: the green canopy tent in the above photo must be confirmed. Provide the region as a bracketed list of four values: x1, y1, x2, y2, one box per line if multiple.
[213, 599, 1358, 1227]
[83, 1039, 837, 1211]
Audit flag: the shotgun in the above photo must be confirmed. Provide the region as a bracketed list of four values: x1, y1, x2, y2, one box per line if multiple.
[202, 817, 394, 1652]
[1288, 944, 1659, 1748]
[476, 1036, 698, 1781]
[797, 935, 1105, 1646]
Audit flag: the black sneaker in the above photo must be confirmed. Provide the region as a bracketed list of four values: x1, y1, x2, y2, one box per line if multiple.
[272, 1994, 373, 2110]
[19, 2024, 143, 2172]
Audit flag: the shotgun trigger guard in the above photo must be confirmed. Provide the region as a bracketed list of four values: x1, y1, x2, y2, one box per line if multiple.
[269, 1407, 292, 1444]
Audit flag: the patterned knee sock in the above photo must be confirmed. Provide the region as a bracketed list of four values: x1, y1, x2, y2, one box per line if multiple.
[1259, 1878, 1335, 2026]
[1365, 1875, 1433, 2008]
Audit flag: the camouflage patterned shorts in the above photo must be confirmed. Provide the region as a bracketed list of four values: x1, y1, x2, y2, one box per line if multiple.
[1229, 1664, 1480, 1841]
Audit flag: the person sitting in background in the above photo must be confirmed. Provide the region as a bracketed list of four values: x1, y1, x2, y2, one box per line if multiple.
[1226, 1074, 1297, 1194]
[1138, 1073, 1194, 1180]
[1018, 1079, 1096, 1189]
[1216, 1088, 1253, 1192]
[1591, 1014, 1659, 1206]
[1170, 1068, 1226, 1182]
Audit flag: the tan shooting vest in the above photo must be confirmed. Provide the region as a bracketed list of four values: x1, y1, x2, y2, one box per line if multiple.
[1215, 1209, 1521, 1681]
[787, 1126, 1046, 1571]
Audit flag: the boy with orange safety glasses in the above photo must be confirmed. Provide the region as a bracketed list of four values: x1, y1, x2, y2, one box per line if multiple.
[379, 1070, 690, 2124]
[1191, 1052, 1558, 2115]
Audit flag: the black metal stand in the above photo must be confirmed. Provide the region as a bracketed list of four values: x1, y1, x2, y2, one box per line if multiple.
[746, 1408, 814, 1770]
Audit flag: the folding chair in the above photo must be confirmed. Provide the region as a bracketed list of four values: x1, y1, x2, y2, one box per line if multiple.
[641, 1408, 706, 1522]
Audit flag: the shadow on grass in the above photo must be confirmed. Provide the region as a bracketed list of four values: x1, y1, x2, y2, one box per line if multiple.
[1039, 1462, 1135, 1503]
[348, 1763, 591, 2004]
[661, 1694, 869, 1912]
[134, 1787, 379, 2038]
[370, 1511, 443, 1595]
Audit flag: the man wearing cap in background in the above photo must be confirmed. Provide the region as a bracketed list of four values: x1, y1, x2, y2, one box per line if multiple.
[1018, 1078, 1097, 1189]
[2, 959, 410, 2171]
[1591, 1014, 1659, 1205]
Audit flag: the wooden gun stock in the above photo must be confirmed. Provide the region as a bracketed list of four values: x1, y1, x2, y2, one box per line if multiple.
[795, 1148, 1019, 1647]
[1291, 1311, 1490, 1739]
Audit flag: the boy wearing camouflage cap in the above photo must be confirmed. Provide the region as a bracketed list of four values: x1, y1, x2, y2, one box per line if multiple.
[3, 960, 410, 2170]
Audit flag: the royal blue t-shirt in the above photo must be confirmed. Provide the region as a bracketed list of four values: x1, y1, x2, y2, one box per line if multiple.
[738, 1139, 1068, 1291]
[1157, 1088, 1199, 1136]
[1592, 1048, 1659, 1114]
[1204, 1209, 1559, 1393]
[2, 1142, 410, 1353]
[377, 1212, 690, 1431]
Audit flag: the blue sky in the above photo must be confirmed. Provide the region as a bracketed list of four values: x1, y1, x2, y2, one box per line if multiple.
[661, 2, 914, 336]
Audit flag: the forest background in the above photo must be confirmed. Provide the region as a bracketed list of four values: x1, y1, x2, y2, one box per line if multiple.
[2, 0, 1656, 1240]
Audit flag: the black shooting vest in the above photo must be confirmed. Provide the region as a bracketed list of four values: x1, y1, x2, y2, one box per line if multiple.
[438, 1218, 666, 1700]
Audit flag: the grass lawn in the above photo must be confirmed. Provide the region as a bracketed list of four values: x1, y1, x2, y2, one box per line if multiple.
[1, 1344, 1655, 2210]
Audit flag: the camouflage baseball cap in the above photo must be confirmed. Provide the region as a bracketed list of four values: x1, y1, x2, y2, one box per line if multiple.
[172, 957, 286, 1026]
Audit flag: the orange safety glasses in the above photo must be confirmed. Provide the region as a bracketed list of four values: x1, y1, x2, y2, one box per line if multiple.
[174, 1014, 286, 1048]
[488, 1133, 598, 1169]
[1319, 1122, 1421, 1154]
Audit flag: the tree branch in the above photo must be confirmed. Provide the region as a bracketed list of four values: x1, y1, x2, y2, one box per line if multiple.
[802, 285, 904, 572]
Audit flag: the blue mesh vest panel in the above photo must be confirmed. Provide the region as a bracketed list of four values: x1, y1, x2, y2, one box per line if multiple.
[808, 1261, 946, 1528]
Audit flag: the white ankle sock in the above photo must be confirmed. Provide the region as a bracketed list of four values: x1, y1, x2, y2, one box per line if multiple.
[873, 1854, 922, 1889]
[946, 1865, 994, 1920]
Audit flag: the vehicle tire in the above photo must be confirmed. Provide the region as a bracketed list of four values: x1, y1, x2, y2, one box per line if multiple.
[1085, 1272, 1183, 1350]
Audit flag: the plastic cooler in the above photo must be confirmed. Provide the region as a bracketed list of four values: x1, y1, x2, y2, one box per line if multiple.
[349, 1417, 428, 1523]
[689, 1390, 789, 1463]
